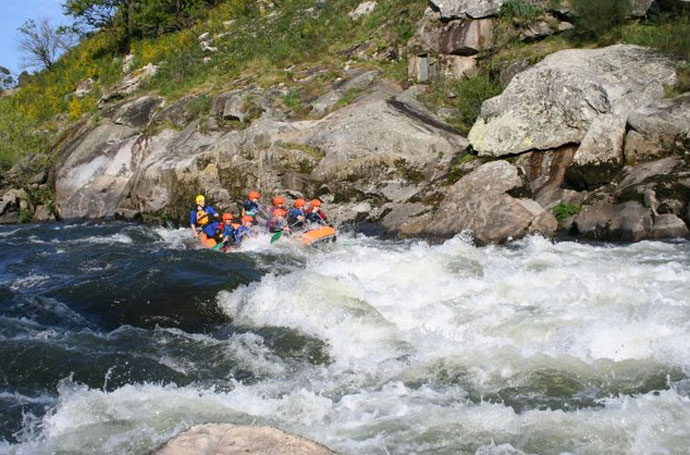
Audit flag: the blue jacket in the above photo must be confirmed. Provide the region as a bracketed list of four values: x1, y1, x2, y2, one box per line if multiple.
[243, 200, 261, 217]
[234, 225, 253, 244]
[287, 207, 304, 223]
[190, 205, 218, 227]
[203, 220, 224, 238]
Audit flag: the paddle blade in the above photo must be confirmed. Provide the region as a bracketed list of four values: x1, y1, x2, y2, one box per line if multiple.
[270, 231, 284, 244]
[212, 242, 225, 251]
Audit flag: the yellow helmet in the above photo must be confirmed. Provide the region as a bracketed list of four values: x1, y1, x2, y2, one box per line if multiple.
[195, 194, 205, 205]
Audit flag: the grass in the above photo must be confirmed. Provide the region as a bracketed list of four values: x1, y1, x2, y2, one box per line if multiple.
[500, 0, 544, 21]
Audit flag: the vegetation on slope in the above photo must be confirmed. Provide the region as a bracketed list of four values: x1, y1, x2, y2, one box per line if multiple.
[1, 0, 689, 173]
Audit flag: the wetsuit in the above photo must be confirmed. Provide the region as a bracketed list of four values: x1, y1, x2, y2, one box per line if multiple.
[267, 218, 288, 233]
[242, 200, 261, 218]
[234, 225, 253, 244]
[306, 210, 327, 224]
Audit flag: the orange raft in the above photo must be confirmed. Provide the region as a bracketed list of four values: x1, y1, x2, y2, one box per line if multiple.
[199, 223, 240, 248]
[295, 225, 337, 246]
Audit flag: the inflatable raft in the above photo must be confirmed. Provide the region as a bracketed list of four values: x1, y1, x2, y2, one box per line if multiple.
[296, 225, 336, 246]
[199, 223, 240, 248]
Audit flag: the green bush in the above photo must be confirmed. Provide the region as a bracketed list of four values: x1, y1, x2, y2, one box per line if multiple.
[450, 76, 502, 134]
[552, 202, 581, 221]
[570, 0, 631, 38]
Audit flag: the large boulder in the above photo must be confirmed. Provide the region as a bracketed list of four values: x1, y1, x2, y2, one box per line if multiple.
[468, 45, 677, 157]
[54, 123, 140, 218]
[155, 424, 335, 455]
[409, 18, 495, 56]
[572, 199, 654, 242]
[429, 0, 505, 19]
[423, 160, 557, 243]
[305, 85, 467, 186]
[98, 63, 158, 107]
[310, 70, 381, 116]
[624, 93, 690, 164]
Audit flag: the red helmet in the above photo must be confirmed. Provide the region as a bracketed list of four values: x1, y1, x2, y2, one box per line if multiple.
[272, 196, 286, 206]
[274, 208, 287, 218]
[241, 215, 254, 223]
[222, 213, 233, 222]
[309, 199, 322, 208]
[248, 190, 261, 199]
[294, 198, 306, 208]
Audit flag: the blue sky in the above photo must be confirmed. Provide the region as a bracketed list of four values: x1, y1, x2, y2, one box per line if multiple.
[0, 0, 72, 74]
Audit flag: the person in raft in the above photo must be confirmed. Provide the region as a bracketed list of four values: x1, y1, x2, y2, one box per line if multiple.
[190, 194, 219, 237]
[234, 215, 256, 245]
[269, 195, 286, 217]
[267, 208, 291, 234]
[287, 198, 307, 230]
[242, 190, 262, 223]
[306, 199, 327, 224]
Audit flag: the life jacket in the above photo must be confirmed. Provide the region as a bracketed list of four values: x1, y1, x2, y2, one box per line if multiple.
[194, 207, 211, 227]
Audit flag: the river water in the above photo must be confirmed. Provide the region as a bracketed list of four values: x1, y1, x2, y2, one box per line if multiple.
[0, 221, 689, 454]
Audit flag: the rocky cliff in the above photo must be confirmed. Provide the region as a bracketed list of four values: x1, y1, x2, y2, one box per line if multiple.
[1, 0, 689, 244]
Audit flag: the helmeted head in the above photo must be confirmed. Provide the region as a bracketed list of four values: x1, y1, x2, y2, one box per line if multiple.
[272, 196, 286, 207]
[222, 212, 233, 223]
[195, 195, 205, 206]
[248, 190, 261, 201]
[241, 215, 254, 225]
[274, 208, 287, 218]
[294, 198, 306, 208]
[309, 199, 322, 209]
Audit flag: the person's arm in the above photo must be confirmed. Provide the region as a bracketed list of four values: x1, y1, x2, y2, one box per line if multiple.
[207, 206, 219, 218]
[190, 211, 198, 237]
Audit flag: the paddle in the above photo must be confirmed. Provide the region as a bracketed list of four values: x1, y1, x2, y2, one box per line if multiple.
[270, 231, 284, 244]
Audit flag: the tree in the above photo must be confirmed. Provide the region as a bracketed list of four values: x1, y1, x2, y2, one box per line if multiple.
[17, 18, 75, 71]
[0, 66, 14, 93]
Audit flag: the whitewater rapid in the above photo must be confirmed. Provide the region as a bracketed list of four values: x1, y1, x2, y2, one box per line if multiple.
[2, 225, 689, 454]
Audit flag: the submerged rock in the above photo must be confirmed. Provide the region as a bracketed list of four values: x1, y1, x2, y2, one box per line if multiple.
[155, 424, 336, 455]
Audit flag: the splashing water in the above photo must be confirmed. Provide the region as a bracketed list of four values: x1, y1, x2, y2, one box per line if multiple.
[0, 222, 689, 454]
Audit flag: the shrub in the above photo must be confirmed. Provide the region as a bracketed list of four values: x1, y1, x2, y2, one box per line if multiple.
[449, 75, 502, 134]
[570, 0, 631, 38]
[500, 1, 544, 20]
[552, 202, 581, 221]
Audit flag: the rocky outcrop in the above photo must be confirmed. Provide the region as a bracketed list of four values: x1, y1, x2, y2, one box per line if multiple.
[423, 161, 557, 243]
[99, 63, 158, 107]
[624, 94, 690, 164]
[428, 0, 505, 19]
[155, 424, 335, 455]
[468, 45, 677, 158]
[310, 70, 380, 116]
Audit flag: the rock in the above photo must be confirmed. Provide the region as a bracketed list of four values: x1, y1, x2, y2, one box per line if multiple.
[198, 32, 210, 41]
[423, 161, 556, 243]
[349, 1, 377, 19]
[0, 188, 28, 216]
[630, 0, 655, 16]
[573, 200, 653, 241]
[497, 59, 531, 87]
[33, 205, 55, 222]
[306, 86, 467, 185]
[624, 93, 690, 164]
[429, 0, 505, 19]
[515, 146, 585, 209]
[114, 208, 141, 220]
[565, 113, 627, 190]
[650, 213, 689, 238]
[310, 70, 380, 116]
[519, 17, 574, 40]
[110, 95, 164, 128]
[6, 153, 48, 185]
[122, 53, 135, 73]
[74, 77, 94, 98]
[469, 45, 677, 157]
[410, 18, 495, 56]
[153, 95, 210, 128]
[155, 424, 335, 455]
[439, 55, 478, 79]
[54, 123, 141, 218]
[99, 63, 158, 107]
